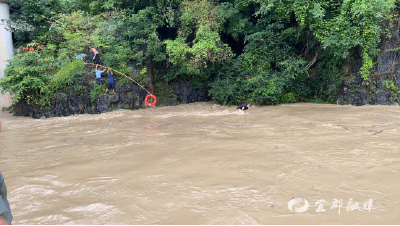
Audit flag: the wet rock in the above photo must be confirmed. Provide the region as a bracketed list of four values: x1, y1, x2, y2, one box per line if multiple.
[110, 95, 119, 103]
[337, 23, 400, 106]
[158, 97, 177, 106]
[11, 69, 210, 118]
[156, 80, 209, 106]
[97, 95, 111, 113]
[172, 80, 208, 104]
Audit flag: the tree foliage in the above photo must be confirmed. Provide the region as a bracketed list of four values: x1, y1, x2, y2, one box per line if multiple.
[164, 0, 234, 77]
[1, 0, 397, 106]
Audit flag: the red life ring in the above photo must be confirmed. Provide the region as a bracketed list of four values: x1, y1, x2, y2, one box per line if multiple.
[145, 94, 157, 107]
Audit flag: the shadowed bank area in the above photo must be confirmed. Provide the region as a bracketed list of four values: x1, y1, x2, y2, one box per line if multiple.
[0, 102, 399, 224]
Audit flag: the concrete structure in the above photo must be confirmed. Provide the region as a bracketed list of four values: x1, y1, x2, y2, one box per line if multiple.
[0, 1, 13, 108]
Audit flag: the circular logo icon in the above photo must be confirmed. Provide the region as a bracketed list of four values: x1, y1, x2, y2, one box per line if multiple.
[288, 198, 309, 213]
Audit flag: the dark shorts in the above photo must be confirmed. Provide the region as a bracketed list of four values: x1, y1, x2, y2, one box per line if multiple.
[96, 78, 102, 85]
[94, 54, 100, 64]
[107, 83, 115, 89]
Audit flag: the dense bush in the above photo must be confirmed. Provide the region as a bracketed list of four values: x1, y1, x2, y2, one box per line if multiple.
[1, 0, 398, 106]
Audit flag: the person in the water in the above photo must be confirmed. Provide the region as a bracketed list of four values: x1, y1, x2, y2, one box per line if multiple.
[0, 172, 12, 225]
[237, 103, 250, 111]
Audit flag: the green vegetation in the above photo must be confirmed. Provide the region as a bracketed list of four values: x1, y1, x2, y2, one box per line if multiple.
[90, 81, 105, 103]
[1, 0, 398, 106]
[383, 78, 400, 101]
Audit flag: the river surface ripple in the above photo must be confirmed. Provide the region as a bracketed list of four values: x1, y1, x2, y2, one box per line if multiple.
[0, 102, 399, 224]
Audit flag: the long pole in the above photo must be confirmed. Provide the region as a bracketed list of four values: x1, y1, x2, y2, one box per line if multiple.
[85, 63, 153, 95]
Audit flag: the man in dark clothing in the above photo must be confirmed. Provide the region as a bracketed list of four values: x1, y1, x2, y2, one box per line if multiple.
[105, 70, 116, 94]
[237, 103, 250, 111]
[89, 48, 100, 65]
[0, 172, 12, 225]
[87, 51, 94, 61]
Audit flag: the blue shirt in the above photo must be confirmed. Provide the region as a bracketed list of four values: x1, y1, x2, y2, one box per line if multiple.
[75, 54, 85, 60]
[95, 70, 102, 78]
[108, 72, 114, 83]
[0, 172, 12, 224]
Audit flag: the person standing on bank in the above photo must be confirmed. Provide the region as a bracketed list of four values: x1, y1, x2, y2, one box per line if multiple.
[0, 172, 13, 225]
[95, 65, 106, 85]
[105, 70, 116, 94]
[237, 103, 250, 111]
[89, 47, 100, 65]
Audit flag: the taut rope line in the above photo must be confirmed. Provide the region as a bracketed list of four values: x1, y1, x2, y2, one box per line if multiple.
[84, 63, 153, 95]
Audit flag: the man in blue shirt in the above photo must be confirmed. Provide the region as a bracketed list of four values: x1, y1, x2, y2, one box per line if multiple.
[105, 70, 116, 94]
[75, 54, 85, 61]
[95, 65, 107, 85]
[0, 172, 12, 225]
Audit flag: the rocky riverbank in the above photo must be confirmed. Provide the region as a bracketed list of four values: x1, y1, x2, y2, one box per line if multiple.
[337, 21, 400, 106]
[10, 78, 209, 119]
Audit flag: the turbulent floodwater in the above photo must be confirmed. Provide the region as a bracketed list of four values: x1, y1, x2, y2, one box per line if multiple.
[0, 102, 399, 224]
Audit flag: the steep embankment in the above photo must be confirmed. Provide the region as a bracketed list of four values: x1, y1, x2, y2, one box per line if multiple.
[337, 20, 400, 106]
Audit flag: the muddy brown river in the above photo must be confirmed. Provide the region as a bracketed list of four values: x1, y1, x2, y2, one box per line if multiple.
[0, 102, 399, 224]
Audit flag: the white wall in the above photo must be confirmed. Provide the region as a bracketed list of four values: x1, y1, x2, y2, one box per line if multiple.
[0, 2, 14, 108]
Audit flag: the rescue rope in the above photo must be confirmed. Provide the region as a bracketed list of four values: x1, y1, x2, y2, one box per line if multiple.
[84, 63, 153, 95]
